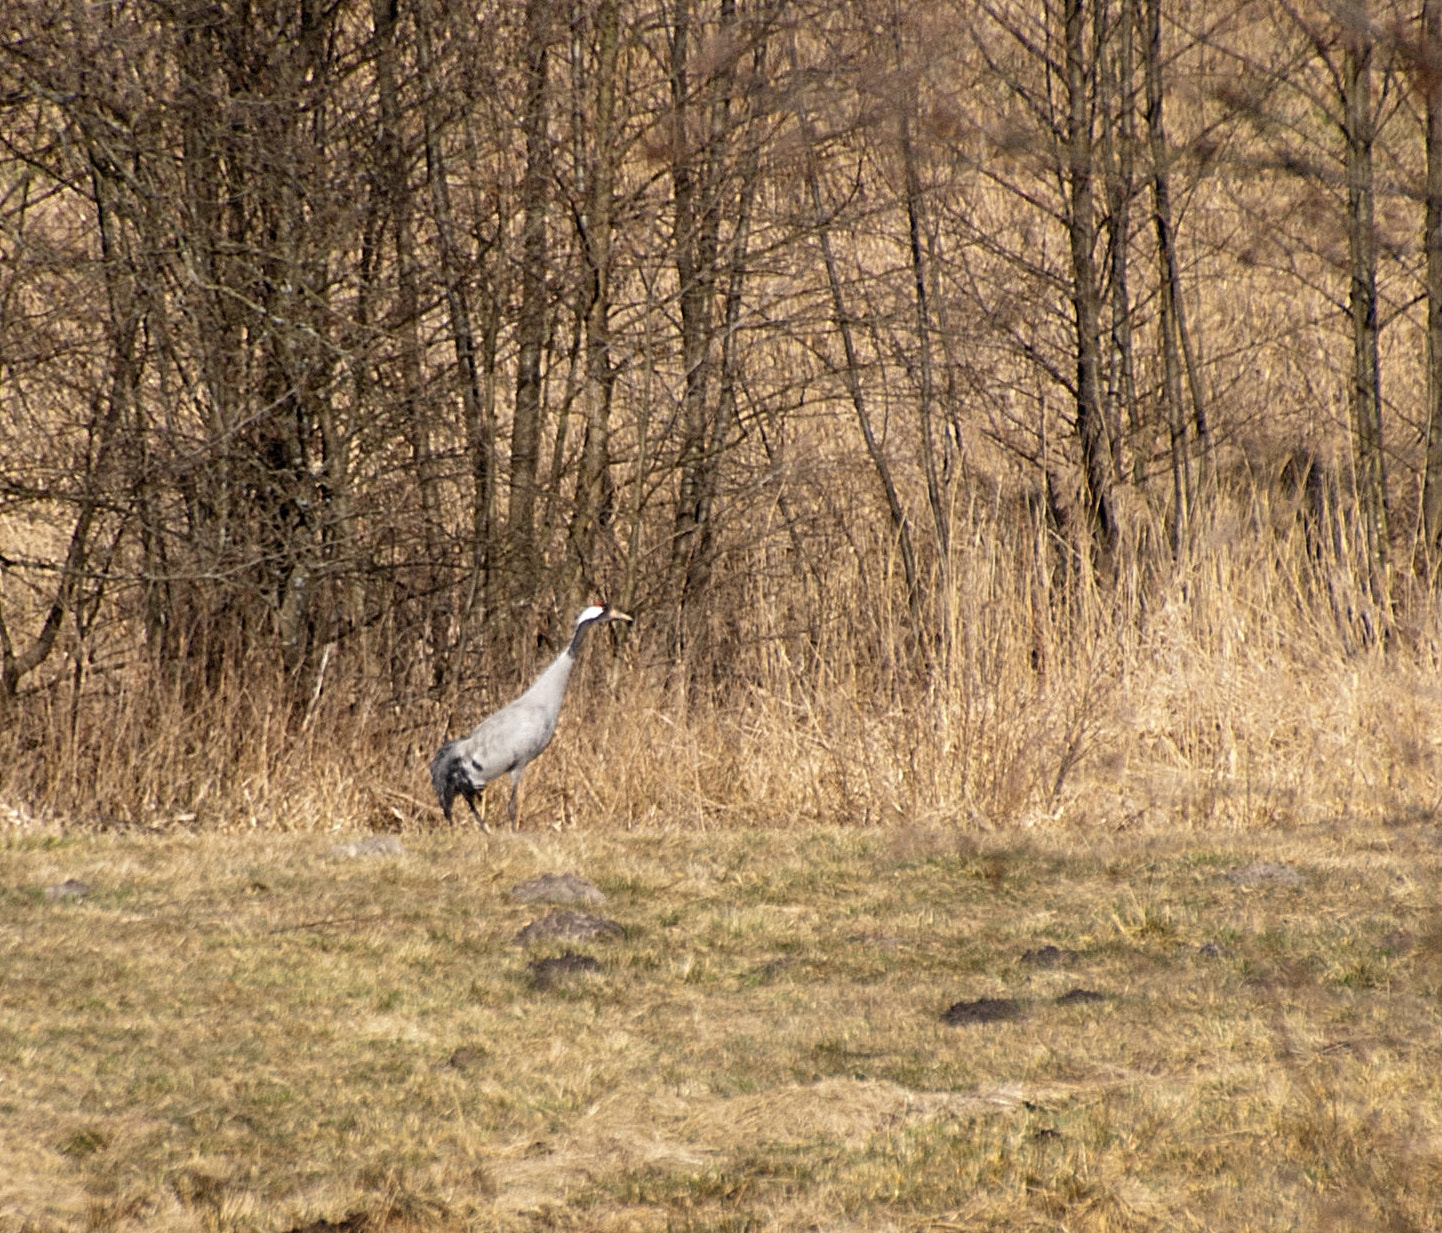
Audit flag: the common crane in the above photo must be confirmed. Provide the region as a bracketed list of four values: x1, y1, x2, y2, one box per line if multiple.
[429, 603, 632, 827]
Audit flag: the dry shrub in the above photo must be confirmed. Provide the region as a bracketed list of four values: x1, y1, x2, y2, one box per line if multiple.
[1, 480, 1439, 834]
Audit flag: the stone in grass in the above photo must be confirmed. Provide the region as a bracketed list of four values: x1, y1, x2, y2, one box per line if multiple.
[1224, 861, 1303, 887]
[1020, 945, 1079, 968]
[847, 932, 902, 951]
[529, 951, 603, 990]
[280, 1215, 369, 1233]
[513, 909, 623, 945]
[942, 997, 1024, 1026]
[440, 1046, 488, 1071]
[329, 835, 403, 859]
[510, 873, 606, 906]
[1380, 930, 1414, 957]
[1055, 987, 1107, 1005]
[44, 879, 91, 900]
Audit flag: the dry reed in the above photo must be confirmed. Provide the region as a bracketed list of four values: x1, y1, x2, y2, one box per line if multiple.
[3, 476, 1437, 838]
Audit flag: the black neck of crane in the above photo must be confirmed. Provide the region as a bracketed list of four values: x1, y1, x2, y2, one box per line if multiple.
[568, 614, 604, 659]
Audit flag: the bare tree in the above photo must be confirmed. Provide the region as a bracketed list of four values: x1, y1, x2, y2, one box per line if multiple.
[1421, 0, 1442, 576]
[669, 0, 774, 662]
[509, 0, 556, 621]
[1063, 0, 1121, 572]
[664, 0, 735, 642]
[789, 30, 925, 637]
[562, 0, 624, 616]
[1143, 0, 1195, 551]
[1100, 0, 1139, 486]
[1341, 6, 1390, 615]
[373, 0, 451, 684]
[416, 2, 500, 633]
[893, 2, 953, 643]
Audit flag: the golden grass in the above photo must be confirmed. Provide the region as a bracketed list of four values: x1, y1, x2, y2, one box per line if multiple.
[5, 484, 1440, 839]
[2, 820, 1441, 1231]
[2, 487, 1441, 1229]
[6, 11, 1442, 1222]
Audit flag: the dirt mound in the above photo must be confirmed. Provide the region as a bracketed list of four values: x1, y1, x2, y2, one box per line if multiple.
[942, 997, 1024, 1025]
[514, 909, 623, 945]
[511, 873, 606, 905]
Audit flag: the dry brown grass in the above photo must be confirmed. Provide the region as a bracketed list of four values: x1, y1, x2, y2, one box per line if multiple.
[3, 490, 1442, 1230]
[4, 486, 1440, 839]
[7, 7, 1442, 1221]
[2, 820, 1442, 1232]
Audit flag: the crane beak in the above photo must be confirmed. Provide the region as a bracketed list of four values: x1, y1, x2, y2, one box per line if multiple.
[608, 608, 633, 623]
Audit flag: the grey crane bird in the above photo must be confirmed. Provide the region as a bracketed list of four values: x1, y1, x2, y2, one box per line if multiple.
[429, 603, 632, 827]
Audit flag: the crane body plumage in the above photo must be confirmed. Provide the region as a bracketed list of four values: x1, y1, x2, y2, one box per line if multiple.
[430, 604, 630, 826]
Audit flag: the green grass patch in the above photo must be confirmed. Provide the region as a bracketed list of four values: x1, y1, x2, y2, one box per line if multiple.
[1, 822, 1440, 1231]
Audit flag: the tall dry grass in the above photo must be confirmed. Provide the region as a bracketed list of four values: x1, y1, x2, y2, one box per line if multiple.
[2, 472, 1439, 834]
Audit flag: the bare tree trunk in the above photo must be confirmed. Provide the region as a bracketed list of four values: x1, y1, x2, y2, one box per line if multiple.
[1343, 15, 1389, 618]
[893, 4, 951, 655]
[542, 300, 584, 561]
[680, 8, 771, 661]
[1422, 0, 1442, 578]
[458, 91, 507, 639]
[791, 43, 925, 639]
[1101, 0, 1138, 485]
[685, 136, 759, 629]
[2, 155, 130, 701]
[0, 497, 94, 702]
[272, 0, 336, 686]
[665, 0, 729, 639]
[474, 286, 504, 628]
[1143, 0, 1192, 554]
[1176, 243, 1211, 486]
[343, 119, 388, 664]
[416, 3, 497, 626]
[563, 0, 622, 615]
[510, 0, 553, 618]
[176, 23, 241, 592]
[1064, 0, 1119, 573]
[373, 0, 448, 682]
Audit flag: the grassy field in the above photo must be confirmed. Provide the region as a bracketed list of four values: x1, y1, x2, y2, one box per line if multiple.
[2, 816, 1441, 1232]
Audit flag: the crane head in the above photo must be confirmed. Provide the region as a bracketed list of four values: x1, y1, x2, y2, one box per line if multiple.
[576, 602, 632, 626]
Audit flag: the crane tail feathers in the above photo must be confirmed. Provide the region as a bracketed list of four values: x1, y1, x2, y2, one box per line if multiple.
[430, 739, 478, 822]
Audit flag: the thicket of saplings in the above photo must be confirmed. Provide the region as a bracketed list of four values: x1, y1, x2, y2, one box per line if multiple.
[2, 0, 1440, 833]
[1, 463, 1434, 834]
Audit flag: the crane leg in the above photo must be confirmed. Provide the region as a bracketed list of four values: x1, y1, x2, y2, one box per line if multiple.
[507, 772, 522, 831]
[464, 791, 484, 832]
